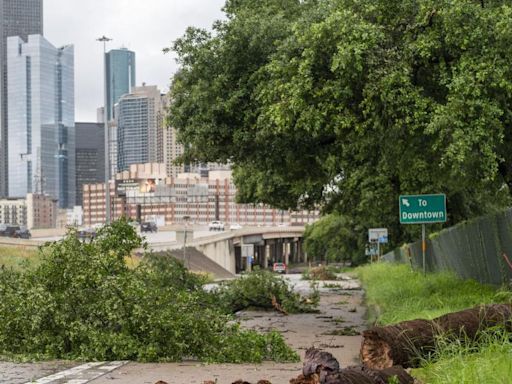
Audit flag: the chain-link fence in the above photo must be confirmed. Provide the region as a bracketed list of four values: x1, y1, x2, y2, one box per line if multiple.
[382, 209, 512, 286]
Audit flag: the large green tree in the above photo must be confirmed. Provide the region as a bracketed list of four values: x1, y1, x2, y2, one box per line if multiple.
[169, 0, 512, 248]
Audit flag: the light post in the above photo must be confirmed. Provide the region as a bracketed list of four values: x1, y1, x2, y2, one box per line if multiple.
[97, 35, 112, 224]
[183, 215, 190, 267]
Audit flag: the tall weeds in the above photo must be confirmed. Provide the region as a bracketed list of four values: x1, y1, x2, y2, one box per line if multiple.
[356, 263, 500, 324]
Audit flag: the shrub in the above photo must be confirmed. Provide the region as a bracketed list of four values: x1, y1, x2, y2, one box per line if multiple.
[214, 270, 319, 313]
[302, 265, 337, 281]
[0, 219, 298, 363]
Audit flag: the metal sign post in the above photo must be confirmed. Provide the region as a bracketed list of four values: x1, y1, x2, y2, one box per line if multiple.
[369, 228, 388, 262]
[422, 223, 426, 275]
[399, 194, 447, 275]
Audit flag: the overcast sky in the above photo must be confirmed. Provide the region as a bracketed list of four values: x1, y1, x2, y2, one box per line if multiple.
[44, 0, 226, 122]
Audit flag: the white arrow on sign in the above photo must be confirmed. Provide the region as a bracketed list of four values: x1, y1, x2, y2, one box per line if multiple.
[402, 198, 410, 207]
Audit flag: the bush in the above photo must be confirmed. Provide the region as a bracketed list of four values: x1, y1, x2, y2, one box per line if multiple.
[214, 270, 319, 314]
[302, 265, 337, 281]
[0, 219, 298, 363]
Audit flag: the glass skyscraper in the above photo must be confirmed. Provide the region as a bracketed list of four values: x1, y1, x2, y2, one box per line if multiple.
[117, 85, 163, 171]
[7, 35, 75, 209]
[75, 122, 104, 206]
[106, 48, 136, 121]
[0, 0, 43, 196]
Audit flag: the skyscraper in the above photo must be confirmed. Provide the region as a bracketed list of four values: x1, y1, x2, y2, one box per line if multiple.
[162, 93, 185, 178]
[75, 122, 105, 206]
[116, 85, 164, 171]
[7, 35, 75, 209]
[106, 47, 135, 121]
[0, 0, 43, 196]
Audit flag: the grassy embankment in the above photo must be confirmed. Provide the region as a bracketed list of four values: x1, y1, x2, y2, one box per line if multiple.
[0, 245, 39, 269]
[356, 263, 512, 384]
[0, 244, 142, 270]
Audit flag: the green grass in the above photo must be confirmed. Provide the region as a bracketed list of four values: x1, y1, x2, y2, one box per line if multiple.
[355, 263, 501, 324]
[0, 245, 40, 270]
[0, 245, 146, 272]
[412, 329, 512, 384]
[356, 263, 512, 383]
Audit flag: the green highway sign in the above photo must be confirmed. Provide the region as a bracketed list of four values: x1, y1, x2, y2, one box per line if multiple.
[399, 194, 447, 224]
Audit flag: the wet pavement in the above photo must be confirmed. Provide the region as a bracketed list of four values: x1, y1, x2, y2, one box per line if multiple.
[0, 361, 76, 384]
[0, 361, 127, 384]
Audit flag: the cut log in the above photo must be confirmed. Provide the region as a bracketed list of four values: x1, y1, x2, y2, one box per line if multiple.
[321, 365, 415, 384]
[289, 374, 321, 384]
[303, 347, 340, 377]
[291, 348, 414, 384]
[434, 304, 512, 339]
[360, 319, 438, 369]
[360, 304, 512, 369]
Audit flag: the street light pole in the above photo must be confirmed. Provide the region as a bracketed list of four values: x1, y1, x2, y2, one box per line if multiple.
[183, 215, 190, 268]
[97, 35, 112, 224]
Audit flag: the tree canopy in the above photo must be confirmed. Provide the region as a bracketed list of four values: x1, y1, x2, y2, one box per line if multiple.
[168, 0, 512, 248]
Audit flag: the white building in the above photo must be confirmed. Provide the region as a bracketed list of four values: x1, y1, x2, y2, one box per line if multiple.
[0, 193, 57, 229]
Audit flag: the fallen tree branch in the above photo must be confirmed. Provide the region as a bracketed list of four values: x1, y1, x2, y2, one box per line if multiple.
[361, 304, 512, 369]
[502, 252, 512, 272]
[271, 294, 289, 315]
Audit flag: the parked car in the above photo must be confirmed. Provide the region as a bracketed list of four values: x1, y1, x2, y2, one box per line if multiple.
[230, 223, 242, 230]
[0, 224, 20, 237]
[77, 228, 96, 241]
[13, 227, 31, 239]
[208, 221, 225, 231]
[141, 221, 157, 233]
[272, 262, 287, 274]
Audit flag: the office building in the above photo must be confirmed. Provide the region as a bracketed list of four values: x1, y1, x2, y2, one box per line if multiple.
[75, 122, 104, 206]
[116, 85, 164, 171]
[0, 0, 43, 196]
[106, 47, 135, 121]
[82, 163, 319, 226]
[163, 124, 185, 178]
[0, 193, 57, 229]
[108, 120, 118, 177]
[163, 94, 230, 178]
[7, 35, 75, 209]
[162, 93, 185, 178]
[96, 107, 104, 123]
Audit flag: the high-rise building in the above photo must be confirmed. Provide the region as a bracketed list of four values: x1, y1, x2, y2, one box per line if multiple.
[7, 35, 75, 209]
[108, 120, 118, 177]
[116, 85, 164, 171]
[162, 93, 185, 178]
[75, 122, 104, 206]
[106, 47, 135, 121]
[0, 0, 43, 196]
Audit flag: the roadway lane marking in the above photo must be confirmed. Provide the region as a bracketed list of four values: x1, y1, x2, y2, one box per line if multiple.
[24, 361, 128, 384]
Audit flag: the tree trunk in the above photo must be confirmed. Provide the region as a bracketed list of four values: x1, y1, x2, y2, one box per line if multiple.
[290, 348, 414, 384]
[360, 304, 512, 369]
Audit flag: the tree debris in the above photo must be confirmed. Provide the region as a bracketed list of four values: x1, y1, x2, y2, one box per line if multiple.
[361, 304, 512, 369]
[291, 348, 414, 384]
[272, 294, 289, 315]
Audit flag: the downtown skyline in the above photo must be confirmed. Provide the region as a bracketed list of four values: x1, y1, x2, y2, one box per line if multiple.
[44, 0, 225, 122]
